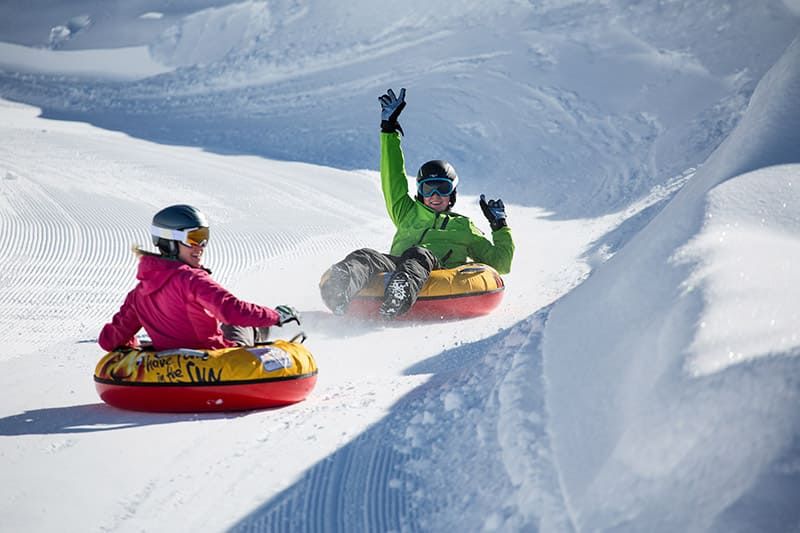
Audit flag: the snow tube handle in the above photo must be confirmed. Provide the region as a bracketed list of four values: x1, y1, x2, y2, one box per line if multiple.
[252, 332, 307, 346]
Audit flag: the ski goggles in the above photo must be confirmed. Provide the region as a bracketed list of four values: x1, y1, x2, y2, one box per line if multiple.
[417, 178, 455, 197]
[150, 225, 210, 247]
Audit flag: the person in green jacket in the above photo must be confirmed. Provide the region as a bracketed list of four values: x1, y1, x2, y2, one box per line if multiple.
[320, 88, 514, 318]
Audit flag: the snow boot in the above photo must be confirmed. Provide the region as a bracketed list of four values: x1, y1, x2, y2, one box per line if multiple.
[380, 271, 414, 319]
[321, 264, 352, 315]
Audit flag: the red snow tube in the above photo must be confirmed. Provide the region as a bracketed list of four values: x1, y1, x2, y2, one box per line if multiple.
[325, 263, 505, 320]
[94, 335, 317, 412]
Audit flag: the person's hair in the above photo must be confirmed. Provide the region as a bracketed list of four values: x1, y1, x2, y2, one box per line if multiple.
[132, 245, 159, 258]
[132, 243, 212, 273]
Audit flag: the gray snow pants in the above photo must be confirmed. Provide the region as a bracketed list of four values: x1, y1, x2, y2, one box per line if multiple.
[220, 324, 271, 346]
[320, 246, 439, 312]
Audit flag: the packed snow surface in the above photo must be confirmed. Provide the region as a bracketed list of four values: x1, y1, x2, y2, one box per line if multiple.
[1, 1, 799, 531]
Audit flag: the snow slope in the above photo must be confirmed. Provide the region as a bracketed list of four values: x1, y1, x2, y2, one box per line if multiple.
[2, 1, 798, 216]
[0, 95, 610, 531]
[1, 1, 800, 532]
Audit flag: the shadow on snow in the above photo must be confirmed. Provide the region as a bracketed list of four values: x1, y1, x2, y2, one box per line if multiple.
[0, 403, 256, 435]
[228, 309, 559, 533]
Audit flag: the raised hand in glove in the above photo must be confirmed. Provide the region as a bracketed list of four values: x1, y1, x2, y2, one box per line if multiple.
[379, 88, 406, 135]
[275, 305, 301, 326]
[480, 194, 508, 231]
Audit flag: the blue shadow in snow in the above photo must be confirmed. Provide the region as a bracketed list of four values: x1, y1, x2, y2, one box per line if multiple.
[0, 403, 256, 435]
[228, 312, 551, 532]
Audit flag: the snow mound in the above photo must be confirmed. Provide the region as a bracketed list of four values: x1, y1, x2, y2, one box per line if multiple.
[150, 1, 272, 68]
[0, 42, 171, 81]
[544, 36, 800, 532]
[679, 165, 800, 376]
[48, 14, 92, 49]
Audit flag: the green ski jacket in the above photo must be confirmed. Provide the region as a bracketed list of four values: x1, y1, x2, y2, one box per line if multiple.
[380, 132, 514, 274]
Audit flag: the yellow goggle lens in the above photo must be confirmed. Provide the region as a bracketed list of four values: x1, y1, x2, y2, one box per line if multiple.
[182, 227, 209, 247]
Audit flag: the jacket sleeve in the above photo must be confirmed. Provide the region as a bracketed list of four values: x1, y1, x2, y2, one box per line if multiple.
[467, 223, 515, 275]
[381, 132, 417, 227]
[98, 290, 142, 352]
[188, 271, 280, 327]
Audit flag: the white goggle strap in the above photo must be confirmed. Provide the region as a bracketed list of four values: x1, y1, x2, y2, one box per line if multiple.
[150, 225, 191, 244]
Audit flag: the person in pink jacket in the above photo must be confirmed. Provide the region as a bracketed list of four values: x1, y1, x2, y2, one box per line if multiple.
[99, 204, 299, 352]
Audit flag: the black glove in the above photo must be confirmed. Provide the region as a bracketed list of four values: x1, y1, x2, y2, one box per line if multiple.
[275, 305, 301, 326]
[379, 88, 406, 135]
[480, 194, 508, 231]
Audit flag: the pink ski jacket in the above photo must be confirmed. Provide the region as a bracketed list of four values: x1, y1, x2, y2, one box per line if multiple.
[99, 255, 279, 351]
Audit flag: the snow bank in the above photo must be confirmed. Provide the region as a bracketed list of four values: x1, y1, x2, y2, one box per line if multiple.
[0, 41, 170, 81]
[543, 36, 800, 532]
[680, 165, 800, 376]
[149, 1, 272, 68]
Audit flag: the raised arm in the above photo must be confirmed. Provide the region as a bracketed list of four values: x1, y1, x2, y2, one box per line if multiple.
[379, 88, 416, 226]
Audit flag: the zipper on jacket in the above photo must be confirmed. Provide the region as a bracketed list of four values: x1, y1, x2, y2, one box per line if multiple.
[440, 249, 453, 265]
[416, 212, 441, 245]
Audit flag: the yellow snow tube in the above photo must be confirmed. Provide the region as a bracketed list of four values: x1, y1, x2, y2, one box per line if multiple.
[322, 263, 504, 319]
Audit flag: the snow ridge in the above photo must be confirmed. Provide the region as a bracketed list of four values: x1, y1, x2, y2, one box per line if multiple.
[543, 36, 800, 532]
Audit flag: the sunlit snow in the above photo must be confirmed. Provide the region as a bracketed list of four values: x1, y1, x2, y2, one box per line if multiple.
[1, 1, 799, 532]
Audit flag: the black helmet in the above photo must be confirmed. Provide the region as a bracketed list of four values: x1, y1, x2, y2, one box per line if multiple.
[416, 160, 459, 207]
[150, 204, 209, 257]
